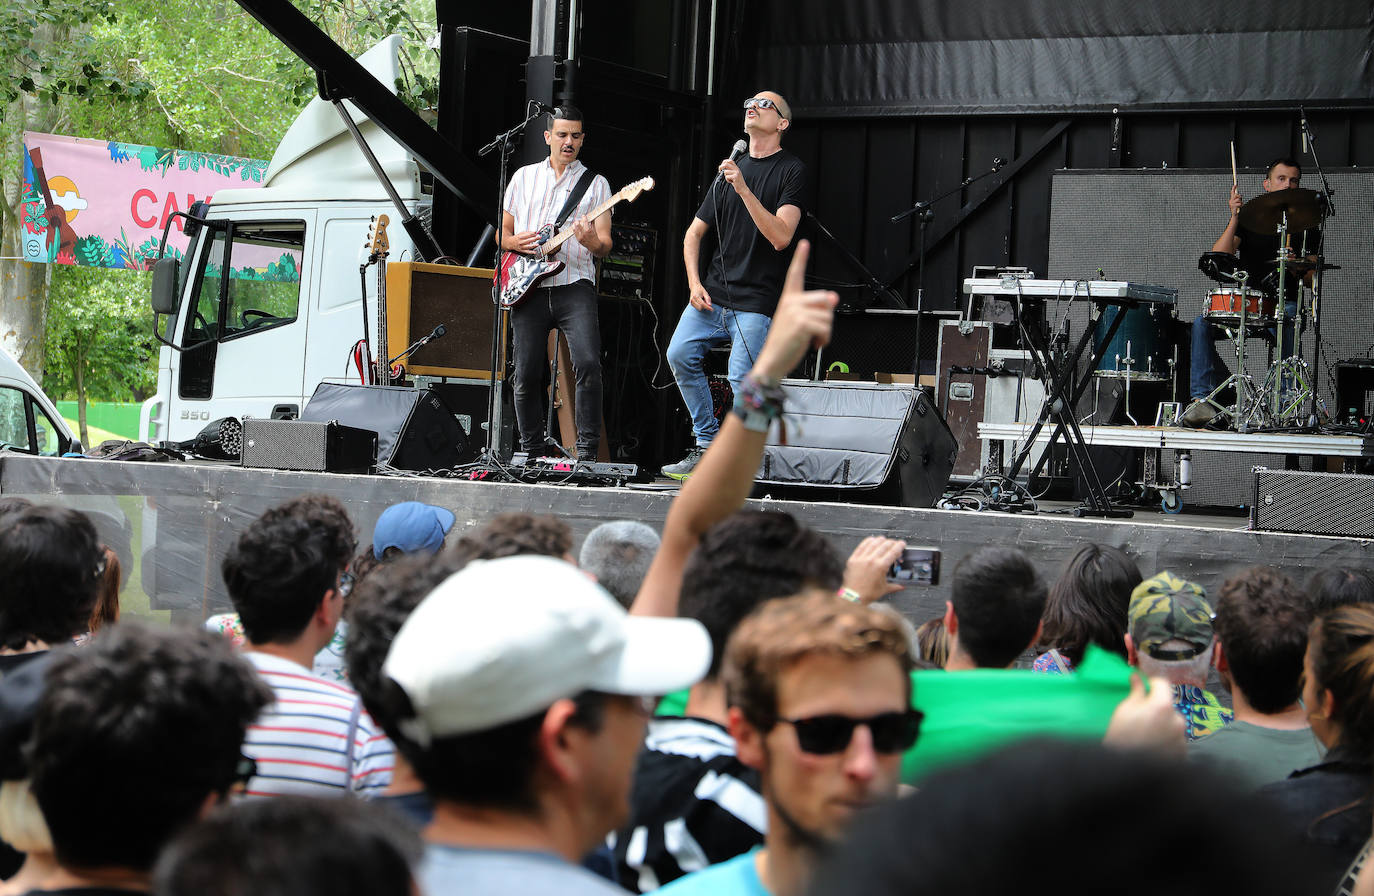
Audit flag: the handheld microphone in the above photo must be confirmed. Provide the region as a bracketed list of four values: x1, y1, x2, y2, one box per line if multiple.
[530, 100, 557, 116]
[714, 140, 749, 186]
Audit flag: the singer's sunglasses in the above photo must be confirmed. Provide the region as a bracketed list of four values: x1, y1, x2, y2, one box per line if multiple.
[743, 97, 782, 114]
[776, 709, 923, 755]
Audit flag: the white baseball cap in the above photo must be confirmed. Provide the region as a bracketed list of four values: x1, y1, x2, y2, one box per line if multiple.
[382, 554, 711, 743]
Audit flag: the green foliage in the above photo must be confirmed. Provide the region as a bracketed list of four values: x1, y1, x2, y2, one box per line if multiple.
[44, 265, 157, 403]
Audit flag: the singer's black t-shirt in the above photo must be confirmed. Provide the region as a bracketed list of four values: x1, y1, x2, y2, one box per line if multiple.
[695, 148, 809, 317]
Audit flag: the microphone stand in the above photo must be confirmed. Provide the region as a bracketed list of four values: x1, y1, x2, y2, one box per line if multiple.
[890, 160, 1007, 385]
[476, 102, 544, 466]
[1299, 108, 1335, 424]
[389, 326, 446, 368]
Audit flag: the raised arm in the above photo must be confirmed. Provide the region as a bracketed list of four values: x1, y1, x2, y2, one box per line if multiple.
[631, 240, 838, 617]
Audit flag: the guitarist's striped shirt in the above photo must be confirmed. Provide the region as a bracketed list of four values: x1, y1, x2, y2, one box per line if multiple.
[504, 158, 611, 288]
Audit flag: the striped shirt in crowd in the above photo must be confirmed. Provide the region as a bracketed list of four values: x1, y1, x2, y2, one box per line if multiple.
[503, 158, 611, 288]
[611, 716, 767, 892]
[242, 651, 394, 799]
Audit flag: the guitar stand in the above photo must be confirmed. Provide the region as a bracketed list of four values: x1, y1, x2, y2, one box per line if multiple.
[1006, 288, 1134, 518]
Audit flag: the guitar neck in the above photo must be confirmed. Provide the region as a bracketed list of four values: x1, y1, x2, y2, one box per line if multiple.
[541, 190, 625, 253]
[376, 261, 390, 386]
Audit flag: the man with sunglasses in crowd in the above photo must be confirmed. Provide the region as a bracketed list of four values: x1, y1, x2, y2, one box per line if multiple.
[662, 91, 809, 481]
[656, 590, 918, 896]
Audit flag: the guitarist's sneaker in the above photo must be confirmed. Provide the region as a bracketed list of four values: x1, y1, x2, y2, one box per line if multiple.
[661, 446, 706, 481]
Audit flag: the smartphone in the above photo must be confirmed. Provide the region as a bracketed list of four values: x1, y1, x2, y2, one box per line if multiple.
[888, 547, 940, 585]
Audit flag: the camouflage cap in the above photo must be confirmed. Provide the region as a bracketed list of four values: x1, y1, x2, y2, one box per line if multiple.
[1128, 572, 1215, 660]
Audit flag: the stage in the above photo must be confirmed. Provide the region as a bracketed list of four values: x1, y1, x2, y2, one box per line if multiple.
[5, 451, 1369, 632]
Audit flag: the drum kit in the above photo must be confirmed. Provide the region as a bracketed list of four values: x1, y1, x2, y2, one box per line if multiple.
[1092, 185, 1334, 432]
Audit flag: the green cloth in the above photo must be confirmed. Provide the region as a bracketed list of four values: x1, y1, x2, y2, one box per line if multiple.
[902, 646, 1135, 784]
[657, 689, 689, 717]
[1190, 720, 1326, 789]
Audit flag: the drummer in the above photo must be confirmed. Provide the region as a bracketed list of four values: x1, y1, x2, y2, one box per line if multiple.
[1182, 157, 1322, 427]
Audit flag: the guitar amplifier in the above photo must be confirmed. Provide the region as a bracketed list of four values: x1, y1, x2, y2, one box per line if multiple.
[1251, 468, 1374, 538]
[385, 262, 505, 380]
[241, 419, 377, 473]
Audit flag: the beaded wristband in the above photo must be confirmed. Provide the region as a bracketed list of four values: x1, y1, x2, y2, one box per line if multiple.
[732, 374, 786, 438]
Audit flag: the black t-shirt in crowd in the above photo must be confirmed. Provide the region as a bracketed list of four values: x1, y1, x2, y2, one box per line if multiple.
[696, 148, 809, 317]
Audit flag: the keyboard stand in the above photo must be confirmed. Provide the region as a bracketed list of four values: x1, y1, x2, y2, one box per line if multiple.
[1004, 284, 1135, 518]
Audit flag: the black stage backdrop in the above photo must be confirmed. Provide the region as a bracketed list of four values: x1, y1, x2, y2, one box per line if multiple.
[741, 0, 1374, 117]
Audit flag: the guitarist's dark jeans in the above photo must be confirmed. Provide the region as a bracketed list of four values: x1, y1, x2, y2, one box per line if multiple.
[511, 280, 603, 454]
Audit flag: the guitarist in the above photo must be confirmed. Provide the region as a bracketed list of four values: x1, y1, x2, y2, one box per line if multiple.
[661, 91, 808, 480]
[500, 104, 613, 459]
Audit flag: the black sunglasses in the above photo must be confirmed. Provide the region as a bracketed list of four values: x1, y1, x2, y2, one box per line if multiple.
[743, 97, 781, 113]
[778, 710, 922, 755]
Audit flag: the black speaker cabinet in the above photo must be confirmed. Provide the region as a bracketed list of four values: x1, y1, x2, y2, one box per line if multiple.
[756, 380, 958, 508]
[385, 262, 505, 380]
[1251, 468, 1374, 538]
[301, 383, 466, 472]
[241, 419, 377, 473]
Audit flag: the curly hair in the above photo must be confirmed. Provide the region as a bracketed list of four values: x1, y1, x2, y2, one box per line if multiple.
[680, 510, 844, 680]
[1212, 567, 1312, 713]
[222, 495, 356, 644]
[723, 591, 913, 731]
[344, 552, 471, 743]
[0, 505, 103, 649]
[29, 623, 271, 871]
[450, 512, 572, 563]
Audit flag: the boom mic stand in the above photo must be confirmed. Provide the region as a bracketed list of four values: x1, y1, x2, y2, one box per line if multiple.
[890, 158, 1007, 384]
[1299, 107, 1335, 425]
[476, 102, 544, 466]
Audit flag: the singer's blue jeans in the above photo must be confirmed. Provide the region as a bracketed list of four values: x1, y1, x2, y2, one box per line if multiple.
[666, 303, 771, 448]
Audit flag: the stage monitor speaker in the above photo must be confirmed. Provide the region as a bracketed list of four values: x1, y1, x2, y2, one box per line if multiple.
[1251, 468, 1374, 538]
[301, 383, 465, 472]
[757, 380, 957, 508]
[241, 419, 377, 473]
[385, 262, 505, 379]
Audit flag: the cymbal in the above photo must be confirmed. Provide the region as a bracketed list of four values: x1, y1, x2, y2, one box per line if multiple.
[1238, 188, 1325, 233]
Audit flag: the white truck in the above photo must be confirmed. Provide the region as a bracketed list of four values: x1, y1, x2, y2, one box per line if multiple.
[139, 37, 436, 446]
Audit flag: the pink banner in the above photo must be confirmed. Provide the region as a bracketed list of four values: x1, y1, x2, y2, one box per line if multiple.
[21, 132, 267, 269]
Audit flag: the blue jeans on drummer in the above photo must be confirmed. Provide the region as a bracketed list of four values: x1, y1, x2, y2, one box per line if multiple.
[666, 304, 772, 447]
[1189, 301, 1297, 400]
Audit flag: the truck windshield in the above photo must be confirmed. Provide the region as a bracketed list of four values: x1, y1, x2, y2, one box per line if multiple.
[182, 220, 305, 347]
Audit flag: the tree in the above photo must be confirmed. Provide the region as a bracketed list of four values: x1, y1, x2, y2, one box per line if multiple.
[5, 0, 440, 404]
[44, 265, 157, 447]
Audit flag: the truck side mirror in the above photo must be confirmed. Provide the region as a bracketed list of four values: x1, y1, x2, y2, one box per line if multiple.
[151, 257, 180, 315]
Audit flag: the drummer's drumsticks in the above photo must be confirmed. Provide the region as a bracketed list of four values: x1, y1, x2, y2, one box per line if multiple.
[1230, 141, 1238, 187]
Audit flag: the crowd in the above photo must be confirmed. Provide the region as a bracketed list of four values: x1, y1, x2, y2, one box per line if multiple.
[0, 242, 1370, 895]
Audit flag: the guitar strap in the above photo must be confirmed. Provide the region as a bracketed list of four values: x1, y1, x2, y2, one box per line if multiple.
[553, 169, 597, 232]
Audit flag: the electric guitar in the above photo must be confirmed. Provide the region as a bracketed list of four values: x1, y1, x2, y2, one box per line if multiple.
[497, 176, 654, 308]
[366, 215, 392, 385]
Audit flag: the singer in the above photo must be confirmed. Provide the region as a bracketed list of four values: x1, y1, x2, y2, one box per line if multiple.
[661, 90, 809, 480]
[500, 104, 612, 459]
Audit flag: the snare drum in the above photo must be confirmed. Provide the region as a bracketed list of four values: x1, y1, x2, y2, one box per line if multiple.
[1093, 304, 1171, 382]
[1204, 287, 1276, 328]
